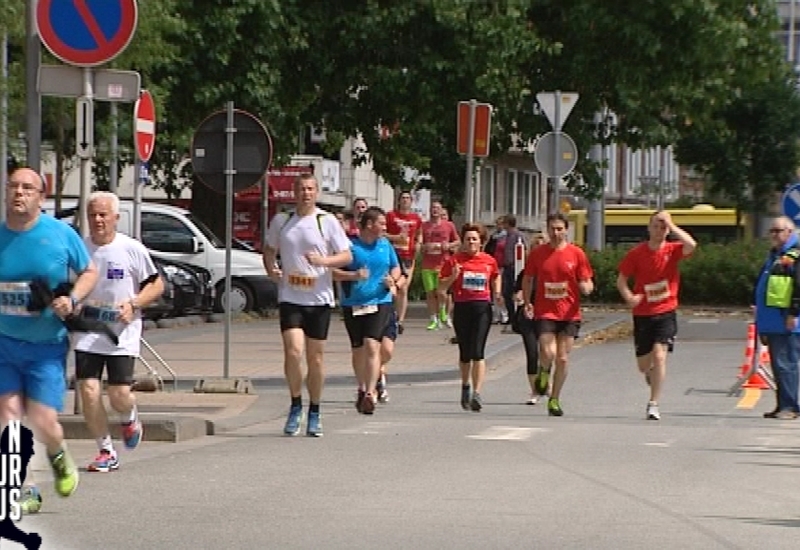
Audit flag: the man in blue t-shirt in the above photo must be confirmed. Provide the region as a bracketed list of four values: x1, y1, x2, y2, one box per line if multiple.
[333, 207, 401, 415]
[0, 167, 99, 513]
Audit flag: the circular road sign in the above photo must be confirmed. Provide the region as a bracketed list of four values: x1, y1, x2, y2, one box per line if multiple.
[134, 90, 156, 162]
[37, 0, 138, 67]
[534, 131, 578, 178]
[191, 110, 273, 194]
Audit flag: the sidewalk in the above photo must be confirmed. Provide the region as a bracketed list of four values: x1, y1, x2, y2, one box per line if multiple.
[57, 309, 628, 441]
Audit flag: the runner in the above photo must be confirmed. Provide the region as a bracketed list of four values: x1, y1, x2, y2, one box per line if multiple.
[333, 207, 401, 414]
[0, 167, 98, 512]
[439, 223, 503, 412]
[514, 232, 547, 404]
[616, 210, 695, 420]
[420, 201, 460, 330]
[522, 213, 594, 417]
[345, 197, 368, 240]
[377, 247, 408, 404]
[74, 192, 165, 471]
[386, 191, 423, 333]
[441, 207, 456, 335]
[263, 173, 352, 437]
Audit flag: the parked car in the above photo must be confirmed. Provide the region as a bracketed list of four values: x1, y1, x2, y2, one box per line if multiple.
[145, 256, 214, 321]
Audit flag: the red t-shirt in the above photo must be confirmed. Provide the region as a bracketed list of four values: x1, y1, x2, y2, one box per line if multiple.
[440, 252, 499, 303]
[386, 211, 423, 260]
[420, 220, 459, 270]
[524, 243, 593, 321]
[618, 241, 687, 316]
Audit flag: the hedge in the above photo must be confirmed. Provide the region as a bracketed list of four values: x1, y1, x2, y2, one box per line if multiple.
[406, 240, 772, 306]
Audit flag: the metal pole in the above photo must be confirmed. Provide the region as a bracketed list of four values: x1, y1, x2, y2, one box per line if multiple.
[261, 173, 269, 249]
[552, 90, 562, 215]
[1, 31, 8, 222]
[133, 160, 143, 240]
[586, 111, 604, 251]
[224, 101, 236, 379]
[790, 0, 796, 64]
[110, 102, 118, 193]
[79, 68, 93, 237]
[465, 99, 476, 223]
[25, 0, 41, 171]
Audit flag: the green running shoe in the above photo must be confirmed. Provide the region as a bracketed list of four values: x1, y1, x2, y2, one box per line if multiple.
[547, 398, 564, 417]
[50, 450, 79, 497]
[20, 486, 42, 514]
[535, 369, 550, 396]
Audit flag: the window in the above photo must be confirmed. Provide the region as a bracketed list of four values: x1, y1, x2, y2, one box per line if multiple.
[517, 172, 532, 217]
[505, 169, 517, 214]
[142, 212, 197, 253]
[480, 165, 494, 213]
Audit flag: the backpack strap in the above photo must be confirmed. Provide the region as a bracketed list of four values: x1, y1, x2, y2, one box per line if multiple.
[281, 211, 325, 237]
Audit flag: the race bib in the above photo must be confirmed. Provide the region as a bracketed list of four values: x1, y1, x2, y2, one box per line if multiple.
[644, 280, 670, 303]
[81, 302, 120, 323]
[544, 281, 568, 300]
[462, 271, 487, 292]
[288, 273, 317, 292]
[428, 243, 443, 255]
[395, 235, 409, 249]
[0, 282, 35, 316]
[352, 304, 378, 317]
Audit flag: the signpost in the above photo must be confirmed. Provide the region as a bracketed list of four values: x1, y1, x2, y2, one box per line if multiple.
[133, 89, 155, 240]
[35, 0, 139, 235]
[535, 91, 579, 215]
[457, 100, 492, 223]
[191, 104, 273, 381]
[781, 183, 800, 225]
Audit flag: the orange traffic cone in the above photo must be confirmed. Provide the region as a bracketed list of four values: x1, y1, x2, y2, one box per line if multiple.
[738, 323, 756, 379]
[743, 369, 773, 390]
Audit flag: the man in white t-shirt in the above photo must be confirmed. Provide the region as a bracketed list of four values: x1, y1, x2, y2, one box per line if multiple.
[74, 192, 164, 472]
[263, 173, 352, 437]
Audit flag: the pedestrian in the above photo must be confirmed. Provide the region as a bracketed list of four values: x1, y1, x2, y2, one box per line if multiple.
[386, 191, 423, 333]
[333, 207, 401, 414]
[439, 223, 503, 412]
[753, 215, 800, 419]
[74, 191, 165, 471]
[263, 173, 352, 437]
[513, 232, 547, 404]
[0, 167, 99, 513]
[617, 210, 696, 420]
[521, 213, 594, 417]
[420, 201, 460, 330]
[501, 215, 526, 332]
[485, 216, 508, 324]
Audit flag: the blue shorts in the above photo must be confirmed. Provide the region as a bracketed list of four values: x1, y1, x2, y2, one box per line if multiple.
[0, 334, 68, 411]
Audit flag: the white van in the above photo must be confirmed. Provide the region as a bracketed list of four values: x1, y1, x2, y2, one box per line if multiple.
[42, 199, 277, 313]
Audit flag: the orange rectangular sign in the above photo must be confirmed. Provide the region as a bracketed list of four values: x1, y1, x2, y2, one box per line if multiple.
[457, 101, 492, 157]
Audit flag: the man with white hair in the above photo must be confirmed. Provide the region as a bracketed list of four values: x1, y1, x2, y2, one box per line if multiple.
[73, 191, 164, 472]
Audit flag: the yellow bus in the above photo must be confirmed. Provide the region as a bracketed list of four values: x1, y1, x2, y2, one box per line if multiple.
[567, 205, 749, 247]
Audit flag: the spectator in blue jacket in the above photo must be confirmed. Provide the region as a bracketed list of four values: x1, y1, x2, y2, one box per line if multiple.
[755, 216, 800, 419]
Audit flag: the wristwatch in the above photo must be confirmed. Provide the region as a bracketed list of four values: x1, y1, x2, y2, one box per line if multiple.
[130, 298, 141, 311]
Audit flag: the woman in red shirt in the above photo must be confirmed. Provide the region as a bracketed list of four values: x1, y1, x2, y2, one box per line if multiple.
[440, 223, 503, 412]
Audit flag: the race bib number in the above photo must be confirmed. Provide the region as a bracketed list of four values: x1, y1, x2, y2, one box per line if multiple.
[0, 282, 35, 316]
[352, 304, 378, 317]
[644, 280, 670, 303]
[544, 281, 568, 300]
[462, 271, 487, 292]
[288, 273, 317, 291]
[81, 303, 120, 323]
[395, 235, 409, 249]
[428, 243, 443, 255]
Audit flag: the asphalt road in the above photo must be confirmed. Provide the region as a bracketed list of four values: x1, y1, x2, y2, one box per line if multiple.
[18, 312, 799, 550]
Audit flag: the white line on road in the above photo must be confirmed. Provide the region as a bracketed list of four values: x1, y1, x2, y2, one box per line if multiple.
[467, 426, 546, 441]
[686, 319, 720, 324]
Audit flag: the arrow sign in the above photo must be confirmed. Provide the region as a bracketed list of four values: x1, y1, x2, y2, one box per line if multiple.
[76, 96, 94, 159]
[781, 183, 800, 223]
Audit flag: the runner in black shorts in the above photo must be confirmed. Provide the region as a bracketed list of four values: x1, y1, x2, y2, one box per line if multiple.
[618, 210, 695, 420]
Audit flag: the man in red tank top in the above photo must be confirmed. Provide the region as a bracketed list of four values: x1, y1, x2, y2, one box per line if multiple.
[522, 213, 594, 417]
[617, 210, 696, 421]
[386, 191, 423, 331]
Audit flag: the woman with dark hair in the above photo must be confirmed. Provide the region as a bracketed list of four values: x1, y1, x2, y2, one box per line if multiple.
[439, 223, 503, 412]
[513, 232, 548, 404]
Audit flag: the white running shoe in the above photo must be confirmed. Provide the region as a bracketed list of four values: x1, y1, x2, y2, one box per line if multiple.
[646, 401, 660, 421]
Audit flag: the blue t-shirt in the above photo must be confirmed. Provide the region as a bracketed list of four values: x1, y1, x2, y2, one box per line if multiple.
[340, 237, 399, 307]
[0, 215, 91, 343]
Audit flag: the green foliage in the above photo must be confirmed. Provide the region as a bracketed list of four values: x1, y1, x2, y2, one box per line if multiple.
[586, 240, 770, 306]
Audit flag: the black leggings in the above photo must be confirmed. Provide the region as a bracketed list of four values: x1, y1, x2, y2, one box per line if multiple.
[453, 301, 492, 362]
[517, 316, 539, 375]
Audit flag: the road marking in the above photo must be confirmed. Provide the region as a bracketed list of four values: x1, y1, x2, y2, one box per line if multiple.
[686, 318, 719, 324]
[643, 441, 673, 448]
[467, 426, 544, 441]
[736, 388, 761, 409]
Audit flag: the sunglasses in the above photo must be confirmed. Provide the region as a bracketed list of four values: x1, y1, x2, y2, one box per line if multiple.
[769, 228, 786, 234]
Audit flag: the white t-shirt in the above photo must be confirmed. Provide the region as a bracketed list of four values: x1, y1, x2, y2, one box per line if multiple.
[266, 208, 351, 306]
[73, 233, 159, 356]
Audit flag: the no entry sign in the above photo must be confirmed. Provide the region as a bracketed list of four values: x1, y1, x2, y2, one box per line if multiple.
[134, 90, 156, 162]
